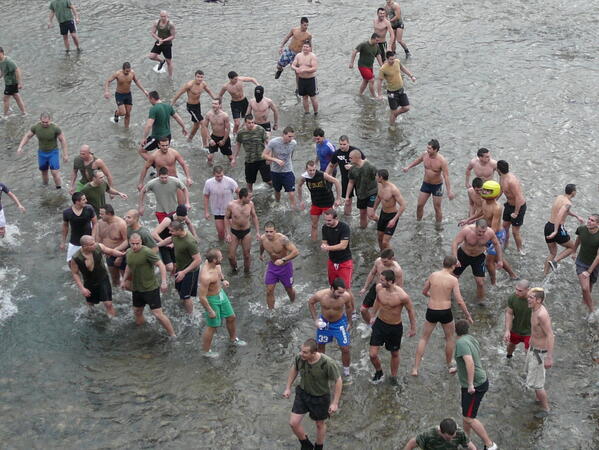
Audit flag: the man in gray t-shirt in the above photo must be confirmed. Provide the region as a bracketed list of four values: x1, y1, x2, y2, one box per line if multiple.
[139, 167, 189, 220]
[263, 126, 297, 209]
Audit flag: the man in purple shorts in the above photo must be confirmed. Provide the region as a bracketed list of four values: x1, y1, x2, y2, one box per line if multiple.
[259, 221, 299, 309]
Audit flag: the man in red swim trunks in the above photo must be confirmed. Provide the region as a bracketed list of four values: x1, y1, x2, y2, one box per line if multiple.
[349, 33, 383, 97]
[503, 279, 532, 358]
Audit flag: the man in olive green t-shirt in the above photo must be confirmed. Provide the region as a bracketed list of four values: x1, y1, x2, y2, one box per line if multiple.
[80, 170, 127, 215]
[504, 279, 532, 357]
[454, 320, 497, 450]
[572, 215, 599, 312]
[349, 33, 383, 97]
[48, 0, 81, 52]
[16, 112, 68, 188]
[0, 47, 26, 116]
[122, 233, 175, 336]
[346, 150, 378, 229]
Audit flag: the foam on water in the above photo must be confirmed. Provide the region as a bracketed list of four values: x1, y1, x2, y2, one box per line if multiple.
[0, 267, 27, 324]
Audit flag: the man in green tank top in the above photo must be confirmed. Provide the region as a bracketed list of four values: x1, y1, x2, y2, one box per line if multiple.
[70, 145, 114, 193]
[149, 10, 176, 78]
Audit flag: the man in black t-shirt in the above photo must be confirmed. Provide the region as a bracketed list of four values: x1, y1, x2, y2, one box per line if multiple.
[325, 135, 365, 216]
[61, 191, 97, 262]
[321, 209, 353, 288]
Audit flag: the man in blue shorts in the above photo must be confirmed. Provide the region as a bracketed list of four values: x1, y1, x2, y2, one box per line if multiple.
[263, 126, 298, 209]
[308, 278, 355, 379]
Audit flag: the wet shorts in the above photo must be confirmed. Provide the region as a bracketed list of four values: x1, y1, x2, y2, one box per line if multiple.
[327, 259, 353, 288]
[377, 211, 398, 235]
[378, 42, 387, 61]
[575, 259, 599, 285]
[4, 84, 18, 95]
[310, 205, 333, 216]
[106, 254, 127, 270]
[159, 246, 175, 266]
[453, 247, 486, 278]
[387, 89, 409, 110]
[214, 215, 225, 220]
[175, 269, 199, 300]
[271, 171, 295, 192]
[230, 97, 249, 119]
[278, 48, 297, 68]
[264, 260, 294, 287]
[362, 283, 377, 308]
[525, 348, 547, 390]
[298, 77, 318, 97]
[230, 228, 250, 240]
[420, 181, 443, 197]
[85, 278, 113, 304]
[59, 20, 76, 35]
[0, 209, 5, 229]
[132, 287, 162, 310]
[544, 222, 570, 244]
[425, 308, 453, 324]
[144, 135, 171, 151]
[115, 91, 132, 106]
[461, 379, 488, 418]
[316, 314, 350, 346]
[257, 122, 271, 132]
[205, 289, 235, 327]
[150, 42, 172, 59]
[244, 160, 271, 184]
[209, 135, 232, 155]
[356, 194, 376, 210]
[341, 177, 355, 198]
[186, 103, 203, 123]
[503, 202, 527, 227]
[391, 21, 405, 30]
[370, 318, 403, 352]
[486, 229, 507, 256]
[292, 386, 330, 421]
[66, 243, 81, 262]
[509, 331, 530, 350]
[358, 66, 374, 81]
[38, 149, 60, 171]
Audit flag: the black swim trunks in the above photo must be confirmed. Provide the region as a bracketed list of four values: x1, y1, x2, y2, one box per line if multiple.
[115, 91, 133, 106]
[378, 42, 387, 61]
[59, 20, 77, 36]
[175, 269, 199, 300]
[370, 318, 403, 352]
[144, 135, 171, 151]
[425, 308, 453, 324]
[244, 160, 271, 184]
[209, 135, 232, 155]
[230, 97, 249, 119]
[387, 89, 410, 111]
[356, 194, 377, 210]
[292, 386, 330, 421]
[453, 247, 486, 278]
[391, 21, 404, 30]
[461, 379, 489, 418]
[186, 103, 203, 123]
[159, 246, 175, 266]
[544, 221, 570, 244]
[4, 84, 18, 96]
[231, 228, 251, 240]
[377, 211, 399, 235]
[362, 283, 377, 308]
[106, 254, 127, 271]
[257, 122, 272, 132]
[132, 288, 162, 310]
[420, 181, 443, 197]
[503, 202, 527, 227]
[85, 277, 113, 305]
[151, 42, 172, 59]
[298, 77, 318, 97]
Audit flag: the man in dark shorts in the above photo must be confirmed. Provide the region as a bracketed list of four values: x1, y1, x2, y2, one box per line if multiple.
[345, 150, 378, 229]
[454, 320, 497, 450]
[321, 209, 353, 288]
[0, 47, 26, 116]
[503, 279, 531, 358]
[148, 11, 176, 78]
[139, 91, 187, 159]
[404, 418, 476, 450]
[122, 233, 175, 336]
[233, 114, 272, 192]
[292, 43, 319, 115]
[369, 270, 416, 385]
[377, 51, 416, 125]
[61, 192, 97, 263]
[283, 338, 342, 450]
[570, 214, 599, 313]
[48, 0, 81, 52]
[104, 62, 148, 128]
[373, 168, 406, 250]
[349, 33, 382, 97]
[205, 99, 233, 165]
[263, 126, 298, 209]
[411, 256, 472, 377]
[70, 235, 124, 317]
[497, 159, 527, 254]
[326, 136, 365, 216]
[217, 71, 258, 134]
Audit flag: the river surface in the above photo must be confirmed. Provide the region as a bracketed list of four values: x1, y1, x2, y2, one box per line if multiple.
[1, 0, 598, 448]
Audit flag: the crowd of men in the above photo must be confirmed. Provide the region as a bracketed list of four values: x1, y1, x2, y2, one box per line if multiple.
[1, 1, 598, 449]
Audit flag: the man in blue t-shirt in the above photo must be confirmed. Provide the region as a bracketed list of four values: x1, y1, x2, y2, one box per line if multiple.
[313, 128, 336, 172]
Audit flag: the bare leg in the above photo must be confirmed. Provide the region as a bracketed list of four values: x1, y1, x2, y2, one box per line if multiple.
[377, 231, 385, 250]
[182, 298, 193, 314]
[369, 346, 382, 371]
[284, 285, 296, 303]
[310, 214, 319, 241]
[13, 94, 26, 114]
[317, 343, 326, 354]
[512, 225, 524, 253]
[502, 221, 512, 248]
[289, 414, 307, 441]
[302, 96, 310, 113]
[188, 122, 200, 141]
[506, 342, 516, 357]
[432, 195, 443, 223]
[416, 192, 430, 221]
[310, 96, 318, 114]
[201, 326, 217, 351]
[266, 284, 276, 309]
[463, 417, 493, 447]
[441, 321, 456, 369]
[40, 169, 50, 185]
[165, 58, 174, 79]
[412, 321, 436, 376]
[274, 191, 281, 202]
[103, 301, 117, 317]
[233, 118, 241, 135]
[148, 52, 164, 64]
[228, 235, 240, 271]
[368, 79, 376, 97]
[360, 305, 371, 324]
[359, 208, 368, 228]
[340, 346, 351, 370]
[390, 350, 400, 377]
[108, 266, 122, 287]
[315, 420, 327, 446]
[344, 197, 352, 216]
[151, 308, 176, 336]
[225, 315, 238, 341]
[71, 33, 81, 50]
[578, 273, 595, 312]
[215, 219, 225, 241]
[486, 254, 497, 285]
[50, 169, 62, 187]
[475, 276, 485, 304]
[358, 79, 368, 95]
[133, 306, 145, 325]
[535, 388, 550, 411]
[288, 191, 297, 210]
[200, 121, 209, 148]
[241, 233, 252, 273]
[62, 34, 70, 51]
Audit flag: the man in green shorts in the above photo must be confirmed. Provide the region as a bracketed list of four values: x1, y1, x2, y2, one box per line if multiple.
[403, 417, 476, 449]
[17, 112, 68, 188]
[198, 248, 246, 357]
[48, 0, 81, 52]
[0, 47, 26, 116]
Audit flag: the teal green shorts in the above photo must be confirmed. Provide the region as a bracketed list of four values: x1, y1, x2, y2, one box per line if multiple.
[205, 289, 235, 327]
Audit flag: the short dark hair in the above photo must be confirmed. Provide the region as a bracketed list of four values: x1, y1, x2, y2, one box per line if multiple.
[302, 338, 317, 353]
[195, 70, 204, 76]
[305, 160, 316, 169]
[264, 221, 275, 229]
[428, 139, 440, 151]
[386, 50, 395, 59]
[205, 248, 221, 262]
[149, 91, 159, 100]
[331, 277, 346, 290]
[339, 135, 349, 143]
[455, 319, 470, 336]
[213, 165, 224, 174]
[439, 418, 457, 435]
[472, 177, 484, 188]
[228, 71, 238, 79]
[238, 187, 249, 198]
[323, 208, 337, 218]
[169, 221, 185, 231]
[313, 128, 325, 138]
[176, 204, 188, 216]
[497, 160, 509, 174]
[477, 147, 489, 157]
[283, 126, 295, 135]
[72, 192, 84, 203]
[159, 137, 169, 143]
[377, 7, 385, 13]
[158, 167, 169, 176]
[565, 184, 576, 195]
[300, 17, 309, 24]
[443, 255, 457, 268]
[381, 270, 395, 282]
[102, 204, 115, 215]
[377, 169, 389, 180]
[380, 248, 394, 259]
[122, 62, 131, 70]
[245, 113, 254, 121]
[370, 33, 379, 40]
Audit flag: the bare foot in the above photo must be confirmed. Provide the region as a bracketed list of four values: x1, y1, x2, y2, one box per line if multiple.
[410, 367, 418, 376]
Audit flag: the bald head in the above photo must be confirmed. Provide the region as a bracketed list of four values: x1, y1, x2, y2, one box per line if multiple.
[80, 235, 94, 246]
[516, 279, 530, 290]
[349, 150, 363, 164]
[127, 209, 139, 220]
[80, 144, 91, 155]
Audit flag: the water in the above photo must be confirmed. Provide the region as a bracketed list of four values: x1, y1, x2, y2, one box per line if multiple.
[1, 0, 598, 448]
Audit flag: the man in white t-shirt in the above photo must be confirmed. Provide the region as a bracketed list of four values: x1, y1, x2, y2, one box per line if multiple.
[203, 165, 239, 240]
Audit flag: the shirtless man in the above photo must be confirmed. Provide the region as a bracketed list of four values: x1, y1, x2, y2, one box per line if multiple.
[0, 181, 25, 238]
[403, 139, 455, 223]
[497, 160, 527, 254]
[198, 249, 246, 356]
[218, 71, 258, 134]
[204, 100, 233, 165]
[70, 145, 113, 193]
[292, 43, 319, 115]
[452, 219, 503, 304]
[259, 221, 299, 309]
[372, 168, 406, 250]
[526, 287, 554, 418]
[224, 188, 260, 273]
[308, 278, 354, 378]
[465, 177, 483, 220]
[385, 0, 410, 57]
[369, 270, 416, 385]
[93, 204, 127, 286]
[359, 248, 404, 324]
[137, 138, 193, 190]
[373, 7, 393, 62]
[411, 256, 473, 377]
[171, 70, 217, 146]
[246, 85, 279, 135]
[464, 148, 496, 189]
[543, 184, 584, 273]
[148, 11, 176, 78]
[275, 17, 312, 80]
[103, 62, 148, 127]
